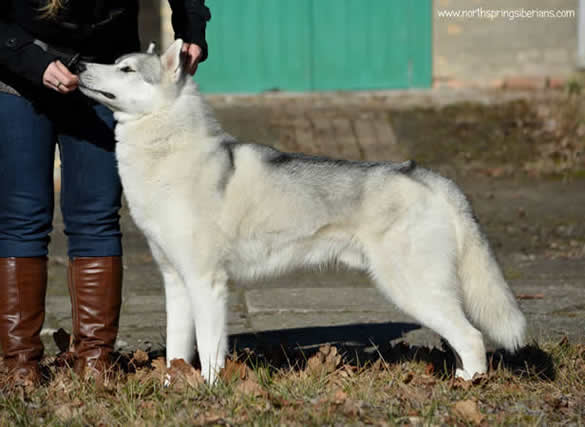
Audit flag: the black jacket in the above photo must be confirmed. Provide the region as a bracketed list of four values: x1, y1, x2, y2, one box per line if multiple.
[0, 0, 210, 92]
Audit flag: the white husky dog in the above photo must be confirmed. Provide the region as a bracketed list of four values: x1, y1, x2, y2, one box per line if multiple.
[78, 40, 526, 382]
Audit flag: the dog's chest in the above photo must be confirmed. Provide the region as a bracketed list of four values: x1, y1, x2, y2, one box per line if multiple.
[115, 147, 170, 234]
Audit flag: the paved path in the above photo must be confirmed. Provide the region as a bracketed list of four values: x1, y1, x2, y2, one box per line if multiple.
[42, 90, 585, 356]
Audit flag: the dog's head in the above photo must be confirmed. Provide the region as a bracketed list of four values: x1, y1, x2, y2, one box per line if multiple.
[78, 39, 187, 118]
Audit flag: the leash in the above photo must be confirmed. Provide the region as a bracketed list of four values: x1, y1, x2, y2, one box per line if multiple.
[33, 39, 92, 73]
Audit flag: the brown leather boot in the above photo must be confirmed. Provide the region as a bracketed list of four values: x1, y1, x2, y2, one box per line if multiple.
[0, 257, 47, 386]
[68, 256, 122, 380]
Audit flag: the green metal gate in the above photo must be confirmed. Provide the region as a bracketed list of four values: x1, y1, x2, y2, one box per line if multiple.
[196, 0, 432, 93]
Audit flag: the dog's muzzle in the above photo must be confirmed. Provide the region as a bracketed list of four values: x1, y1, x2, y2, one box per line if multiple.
[72, 61, 87, 74]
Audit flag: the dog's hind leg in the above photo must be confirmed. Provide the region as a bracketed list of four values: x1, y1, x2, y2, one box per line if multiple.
[365, 229, 487, 379]
[184, 270, 228, 384]
[149, 242, 196, 366]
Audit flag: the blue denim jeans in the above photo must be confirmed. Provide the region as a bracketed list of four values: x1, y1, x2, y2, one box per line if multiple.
[0, 92, 122, 257]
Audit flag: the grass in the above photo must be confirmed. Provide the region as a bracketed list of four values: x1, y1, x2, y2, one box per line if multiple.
[1, 339, 584, 425]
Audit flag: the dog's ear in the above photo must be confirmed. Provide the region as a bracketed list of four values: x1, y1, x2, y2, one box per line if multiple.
[161, 39, 184, 82]
[146, 42, 157, 54]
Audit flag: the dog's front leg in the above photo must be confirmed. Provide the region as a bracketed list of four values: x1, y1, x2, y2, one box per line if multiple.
[185, 270, 228, 384]
[164, 271, 196, 365]
[149, 234, 228, 383]
[149, 241, 196, 365]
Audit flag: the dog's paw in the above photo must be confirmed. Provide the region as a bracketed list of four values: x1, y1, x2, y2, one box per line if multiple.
[455, 368, 473, 381]
[201, 366, 221, 385]
[163, 372, 172, 387]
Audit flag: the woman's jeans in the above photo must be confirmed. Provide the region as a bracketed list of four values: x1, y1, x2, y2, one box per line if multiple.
[0, 92, 122, 258]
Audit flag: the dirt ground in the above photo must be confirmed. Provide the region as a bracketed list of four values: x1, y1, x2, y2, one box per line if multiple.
[43, 88, 584, 355]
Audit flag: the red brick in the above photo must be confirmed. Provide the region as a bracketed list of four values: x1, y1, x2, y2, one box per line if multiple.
[546, 77, 566, 89]
[503, 76, 546, 90]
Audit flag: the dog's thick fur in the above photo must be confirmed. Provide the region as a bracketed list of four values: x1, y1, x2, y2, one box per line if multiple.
[79, 40, 526, 382]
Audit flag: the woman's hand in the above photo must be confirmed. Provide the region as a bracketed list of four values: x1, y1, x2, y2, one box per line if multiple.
[181, 43, 202, 75]
[42, 60, 79, 93]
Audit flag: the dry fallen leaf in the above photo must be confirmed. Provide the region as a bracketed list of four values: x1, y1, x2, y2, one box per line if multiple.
[237, 377, 267, 398]
[413, 374, 437, 387]
[544, 392, 570, 410]
[151, 357, 167, 383]
[451, 377, 473, 391]
[220, 359, 248, 382]
[451, 373, 489, 390]
[424, 363, 435, 375]
[151, 357, 166, 371]
[168, 359, 204, 388]
[194, 413, 223, 425]
[471, 373, 489, 386]
[332, 389, 348, 404]
[306, 345, 342, 376]
[340, 364, 355, 377]
[131, 349, 149, 367]
[453, 399, 484, 425]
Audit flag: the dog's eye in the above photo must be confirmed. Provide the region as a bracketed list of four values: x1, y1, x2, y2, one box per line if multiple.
[120, 66, 135, 73]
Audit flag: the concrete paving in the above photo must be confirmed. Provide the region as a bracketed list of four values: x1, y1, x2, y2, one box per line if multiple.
[40, 90, 585, 358]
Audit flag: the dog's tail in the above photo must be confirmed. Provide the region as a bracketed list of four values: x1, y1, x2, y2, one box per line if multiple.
[457, 213, 526, 352]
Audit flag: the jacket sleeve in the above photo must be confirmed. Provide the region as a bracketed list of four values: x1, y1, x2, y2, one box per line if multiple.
[167, 0, 211, 62]
[0, 20, 58, 87]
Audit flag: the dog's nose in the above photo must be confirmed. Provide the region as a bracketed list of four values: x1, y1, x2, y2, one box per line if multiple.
[73, 61, 87, 74]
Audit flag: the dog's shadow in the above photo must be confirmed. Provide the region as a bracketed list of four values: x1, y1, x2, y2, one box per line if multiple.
[229, 321, 421, 368]
[140, 321, 555, 381]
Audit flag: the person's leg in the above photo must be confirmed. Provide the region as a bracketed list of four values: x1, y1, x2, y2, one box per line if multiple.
[58, 101, 123, 378]
[0, 93, 55, 384]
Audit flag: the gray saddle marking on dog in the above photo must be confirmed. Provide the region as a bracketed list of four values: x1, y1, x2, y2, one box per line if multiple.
[267, 150, 417, 175]
[396, 160, 416, 173]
